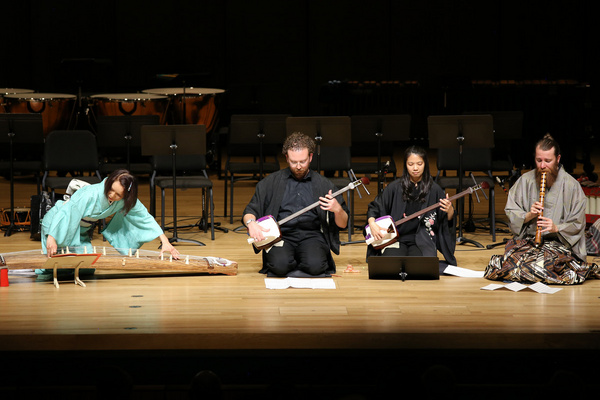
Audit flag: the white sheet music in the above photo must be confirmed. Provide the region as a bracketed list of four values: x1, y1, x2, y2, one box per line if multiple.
[265, 277, 337, 290]
[528, 282, 562, 294]
[443, 265, 485, 278]
[480, 281, 562, 294]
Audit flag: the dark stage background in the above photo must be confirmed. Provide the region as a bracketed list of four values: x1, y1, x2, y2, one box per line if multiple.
[2, 0, 598, 169]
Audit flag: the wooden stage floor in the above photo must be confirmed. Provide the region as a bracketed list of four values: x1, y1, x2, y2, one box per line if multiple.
[1, 164, 599, 398]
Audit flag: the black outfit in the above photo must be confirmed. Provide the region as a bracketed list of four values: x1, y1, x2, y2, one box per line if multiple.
[244, 168, 349, 277]
[366, 177, 457, 265]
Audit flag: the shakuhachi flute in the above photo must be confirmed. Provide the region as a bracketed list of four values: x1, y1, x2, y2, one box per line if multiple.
[534, 171, 547, 246]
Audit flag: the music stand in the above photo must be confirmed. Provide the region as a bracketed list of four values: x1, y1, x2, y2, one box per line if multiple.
[351, 114, 411, 193]
[0, 114, 44, 237]
[95, 115, 159, 173]
[141, 125, 206, 246]
[228, 114, 288, 229]
[428, 114, 494, 248]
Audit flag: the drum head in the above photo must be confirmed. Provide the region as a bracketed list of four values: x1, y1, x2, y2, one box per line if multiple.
[90, 93, 168, 101]
[4, 93, 76, 100]
[143, 87, 225, 96]
[1, 88, 35, 95]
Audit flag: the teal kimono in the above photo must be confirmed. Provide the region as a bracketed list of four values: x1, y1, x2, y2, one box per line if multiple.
[39, 179, 163, 275]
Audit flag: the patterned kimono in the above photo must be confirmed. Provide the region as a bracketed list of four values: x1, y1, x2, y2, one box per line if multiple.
[485, 166, 598, 284]
[486, 238, 599, 285]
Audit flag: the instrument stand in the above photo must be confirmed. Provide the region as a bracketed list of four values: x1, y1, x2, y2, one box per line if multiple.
[315, 134, 323, 173]
[167, 142, 204, 245]
[0, 114, 44, 237]
[182, 83, 186, 123]
[486, 238, 509, 250]
[375, 130, 383, 193]
[71, 79, 84, 130]
[4, 129, 16, 237]
[453, 136, 483, 247]
[428, 115, 495, 249]
[230, 131, 271, 232]
[60, 57, 114, 131]
[41, 253, 99, 289]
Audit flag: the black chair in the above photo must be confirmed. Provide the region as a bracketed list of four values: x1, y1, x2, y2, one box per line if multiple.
[224, 114, 288, 224]
[42, 130, 102, 202]
[350, 114, 411, 193]
[0, 114, 44, 236]
[144, 125, 216, 243]
[94, 115, 160, 177]
[0, 114, 44, 185]
[435, 147, 497, 243]
[151, 154, 215, 241]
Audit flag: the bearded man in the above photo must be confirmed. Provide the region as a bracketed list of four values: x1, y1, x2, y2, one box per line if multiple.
[243, 132, 349, 277]
[485, 134, 598, 285]
[504, 134, 587, 260]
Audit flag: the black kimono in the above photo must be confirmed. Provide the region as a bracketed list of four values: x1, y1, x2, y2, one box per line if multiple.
[366, 178, 457, 265]
[243, 168, 349, 276]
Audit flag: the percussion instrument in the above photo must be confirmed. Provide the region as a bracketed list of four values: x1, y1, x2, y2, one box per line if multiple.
[90, 93, 169, 125]
[142, 87, 224, 132]
[583, 186, 600, 224]
[248, 178, 368, 250]
[0, 207, 31, 232]
[365, 182, 487, 250]
[3, 92, 75, 135]
[535, 171, 546, 246]
[1, 88, 35, 113]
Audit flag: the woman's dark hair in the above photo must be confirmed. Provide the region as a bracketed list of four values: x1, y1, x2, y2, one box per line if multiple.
[401, 145, 432, 203]
[104, 169, 138, 215]
[535, 133, 561, 157]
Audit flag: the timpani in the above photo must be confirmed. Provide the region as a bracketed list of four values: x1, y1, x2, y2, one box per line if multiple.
[142, 87, 225, 132]
[1, 88, 35, 113]
[90, 93, 169, 125]
[3, 92, 76, 136]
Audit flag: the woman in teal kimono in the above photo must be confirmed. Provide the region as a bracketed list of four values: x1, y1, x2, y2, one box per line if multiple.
[39, 169, 179, 276]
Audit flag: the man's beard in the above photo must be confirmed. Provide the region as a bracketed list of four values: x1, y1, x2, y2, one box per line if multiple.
[291, 167, 309, 180]
[535, 165, 559, 189]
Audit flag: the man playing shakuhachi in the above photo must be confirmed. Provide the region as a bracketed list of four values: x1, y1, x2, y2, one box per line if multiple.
[486, 134, 599, 284]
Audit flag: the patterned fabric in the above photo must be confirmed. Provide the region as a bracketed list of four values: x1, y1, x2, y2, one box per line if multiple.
[486, 238, 599, 285]
[586, 219, 600, 256]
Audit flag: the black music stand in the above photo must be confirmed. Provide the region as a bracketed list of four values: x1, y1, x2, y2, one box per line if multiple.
[0, 114, 44, 237]
[95, 115, 159, 174]
[428, 115, 494, 248]
[228, 114, 288, 230]
[351, 115, 411, 193]
[141, 125, 206, 246]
